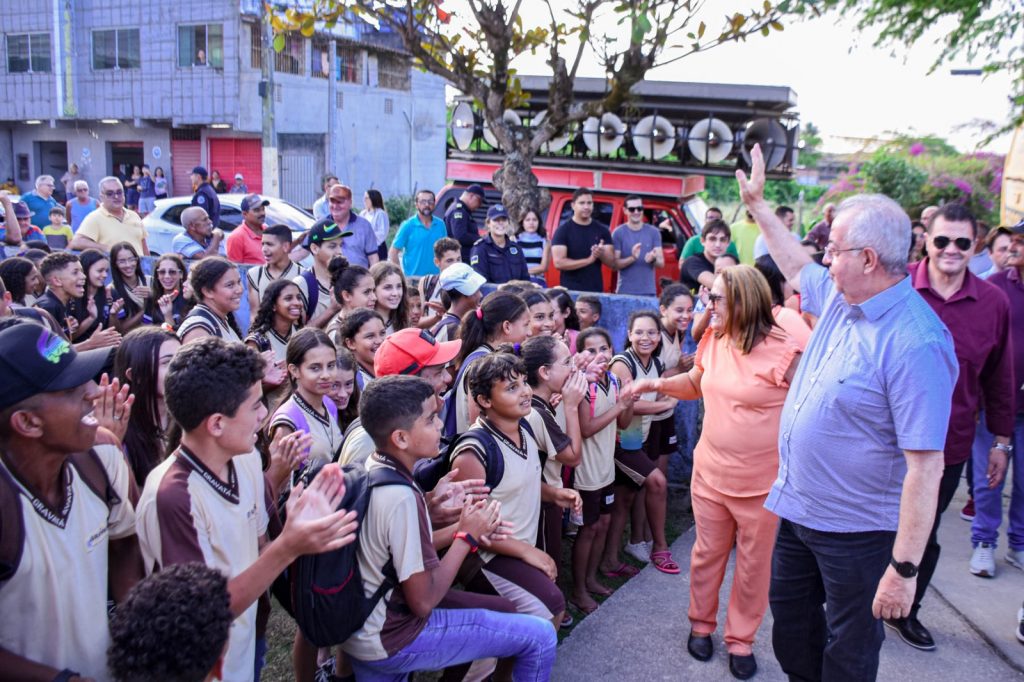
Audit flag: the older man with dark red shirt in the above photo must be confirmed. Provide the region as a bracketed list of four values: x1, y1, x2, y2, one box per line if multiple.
[887, 204, 1015, 652]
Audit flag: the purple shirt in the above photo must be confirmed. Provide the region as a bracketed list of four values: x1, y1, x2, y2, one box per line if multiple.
[805, 219, 831, 250]
[985, 267, 1024, 415]
[909, 260, 1015, 463]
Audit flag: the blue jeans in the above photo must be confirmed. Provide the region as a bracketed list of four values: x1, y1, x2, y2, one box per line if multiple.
[769, 519, 895, 682]
[972, 413, 1024, 550]
[349, 608, 557, 681]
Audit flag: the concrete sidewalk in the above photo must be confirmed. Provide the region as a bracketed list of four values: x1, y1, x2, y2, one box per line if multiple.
[554, 485, 1024, 680]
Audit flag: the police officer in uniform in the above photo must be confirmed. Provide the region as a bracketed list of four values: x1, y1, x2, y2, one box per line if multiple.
[470, 204, 530, 285]
[190, 166, 221, 230]
[444, 183, 485, 262]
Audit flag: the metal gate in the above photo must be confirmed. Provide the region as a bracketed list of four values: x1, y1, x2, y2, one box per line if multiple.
[279, 151, 318, 211]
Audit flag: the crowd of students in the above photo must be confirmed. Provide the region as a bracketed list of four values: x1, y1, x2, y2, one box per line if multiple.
[0, 204, 719, 682]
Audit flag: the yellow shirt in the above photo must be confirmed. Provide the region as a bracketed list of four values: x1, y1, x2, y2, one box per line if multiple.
[730, 219, 760, 265]
[77, 206, 147, 253]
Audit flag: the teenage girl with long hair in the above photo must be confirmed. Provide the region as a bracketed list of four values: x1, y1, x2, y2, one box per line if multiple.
[71, 249, 120, 342]
[370, 261, 408, 334]
[324, 256, 376, 347]
[108, 241, 150, 333]
[245, 279, 304, 409]
[147, 253, 193, 329]
[338, 308, 387, 390]
[177, 256, 244, 343]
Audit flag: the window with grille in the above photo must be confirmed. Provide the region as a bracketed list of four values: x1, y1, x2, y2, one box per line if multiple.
[336, 45, 362, 84]
[311, 38, 329, 79]
[378, 53, 410, 90]
[249, 23, 263, 69]
[274, 35, 304, 76]
[92, 29, 141, 70]
[178, 24, 224, 68]
[6, 33, 51, 73]
[384, 98, 394, 115]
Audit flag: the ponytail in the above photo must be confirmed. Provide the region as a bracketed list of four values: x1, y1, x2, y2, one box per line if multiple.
[456, 291, 528, 366]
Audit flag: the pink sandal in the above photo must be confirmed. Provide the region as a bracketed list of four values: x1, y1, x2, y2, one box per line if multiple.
[651, 550, 680, 574]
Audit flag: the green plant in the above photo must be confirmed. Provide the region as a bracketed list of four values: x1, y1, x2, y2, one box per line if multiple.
[382, 194, 414, 245]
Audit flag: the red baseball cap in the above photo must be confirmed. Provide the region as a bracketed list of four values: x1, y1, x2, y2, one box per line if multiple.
[374, 328, 462, 377]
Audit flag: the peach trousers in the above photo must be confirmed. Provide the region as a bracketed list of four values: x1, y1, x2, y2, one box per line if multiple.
[688, 474, 779, 655]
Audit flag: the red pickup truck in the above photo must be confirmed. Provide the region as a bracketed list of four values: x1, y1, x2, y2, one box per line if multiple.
[435, 160, 709, 293]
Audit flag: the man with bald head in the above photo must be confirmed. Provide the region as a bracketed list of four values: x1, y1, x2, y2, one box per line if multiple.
[171, 206, 225, 260]
[69, 176, 149, 254]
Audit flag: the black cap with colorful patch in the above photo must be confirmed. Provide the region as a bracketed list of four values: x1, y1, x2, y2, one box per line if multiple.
[304, 217, 354, 247]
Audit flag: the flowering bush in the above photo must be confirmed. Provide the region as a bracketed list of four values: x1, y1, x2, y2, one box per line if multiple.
[820, 140, 1004, 225]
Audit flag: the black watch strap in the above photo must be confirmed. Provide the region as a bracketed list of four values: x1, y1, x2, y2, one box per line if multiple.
[890, 557, 919, 578]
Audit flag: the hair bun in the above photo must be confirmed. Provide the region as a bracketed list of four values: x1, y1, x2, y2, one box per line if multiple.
[328, 255, 351, 277]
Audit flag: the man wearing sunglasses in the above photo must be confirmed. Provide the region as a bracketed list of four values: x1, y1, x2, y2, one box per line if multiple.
[69, 176, 149, 255]
[891, 204, 1015, 650]
[612, 195, 663, 296]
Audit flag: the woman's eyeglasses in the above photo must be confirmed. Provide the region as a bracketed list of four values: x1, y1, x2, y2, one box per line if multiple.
[706, 293, 725, 306]
[156, 269, 181, 276]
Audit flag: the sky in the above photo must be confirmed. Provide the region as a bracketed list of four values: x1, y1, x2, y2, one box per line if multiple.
[495, 1, 1017, 155]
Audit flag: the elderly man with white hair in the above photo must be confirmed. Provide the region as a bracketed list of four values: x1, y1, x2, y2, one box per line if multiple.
[171, 206, 224, 260]
[736, 145, 958, 682]
[21, 174, 60, 231]
[64, 180, 98, 232]
[69, 176, 149, 254]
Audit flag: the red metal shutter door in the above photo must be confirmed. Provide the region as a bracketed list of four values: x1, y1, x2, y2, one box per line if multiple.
[170, 139, 201, 197]
[208, 138, 263, 194]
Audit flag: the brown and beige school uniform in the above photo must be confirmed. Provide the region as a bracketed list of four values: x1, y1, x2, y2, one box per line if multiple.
[0, 441, 135, 681]
[176, 303, 243, 343]
[575, 375, 618, 524]
[136, 448, 271, 681]
[270, 392, 344, 469]
[247, 261, 305, 309]
[293, 271, 333, 322]
[528, 398, 572, 560]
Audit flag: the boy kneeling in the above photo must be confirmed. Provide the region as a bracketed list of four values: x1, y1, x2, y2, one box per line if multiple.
[343, 375, 557, 680]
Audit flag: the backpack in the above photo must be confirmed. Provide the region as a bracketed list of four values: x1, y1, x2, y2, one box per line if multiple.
[302, 269, 321, 320]
[612, 349, 664, 380]
[442, 346, 490, 441]
[281, 462, 415, 647]
[413, 419, 537, 493]
[422, 274, 440, 303]
[276, 395, 341, 462]
[0, 449, 119, 583]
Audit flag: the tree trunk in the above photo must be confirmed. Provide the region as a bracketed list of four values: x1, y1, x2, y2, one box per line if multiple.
[491, 145, 550, 226]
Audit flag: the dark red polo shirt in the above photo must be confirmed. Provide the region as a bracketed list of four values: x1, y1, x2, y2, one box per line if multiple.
[909, 260, 1014, 464]
[985, 266, 1024, 415]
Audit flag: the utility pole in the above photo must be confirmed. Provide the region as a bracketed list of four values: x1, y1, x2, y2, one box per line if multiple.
[260, 2, 279, 196]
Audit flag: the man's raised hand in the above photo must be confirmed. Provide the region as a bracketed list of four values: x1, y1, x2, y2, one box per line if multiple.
[735, 143, 767, 207]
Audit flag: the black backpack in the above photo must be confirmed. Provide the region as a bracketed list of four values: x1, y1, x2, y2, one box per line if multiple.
[301, 269, 321, 320]
[279, 462, 415, 648]
[413, 419, 537, 493]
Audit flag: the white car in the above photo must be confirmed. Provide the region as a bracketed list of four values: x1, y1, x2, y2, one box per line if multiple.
[143, 194, 315, 255]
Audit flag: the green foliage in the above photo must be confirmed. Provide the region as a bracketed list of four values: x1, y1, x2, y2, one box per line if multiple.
[703, 175, 826, 206]
[819, 138, 1004, 224]
[799, 121, 823, 167]
[383, 194, 414, 228]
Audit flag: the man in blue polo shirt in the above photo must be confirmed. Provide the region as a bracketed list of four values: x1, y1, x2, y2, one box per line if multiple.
[21, 175, 60, 231]
[326, 183, 378, 268]
[190, 166, 221, 229]
[738, 145, 958, 682]
[389, 189, 447, 276]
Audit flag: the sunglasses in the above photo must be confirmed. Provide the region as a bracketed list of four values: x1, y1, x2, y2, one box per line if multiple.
[625, 206, 644, 212]
[932, 236, 972, 251]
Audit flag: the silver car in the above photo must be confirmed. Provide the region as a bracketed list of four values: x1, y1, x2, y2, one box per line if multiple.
[143, 194, 314, 255]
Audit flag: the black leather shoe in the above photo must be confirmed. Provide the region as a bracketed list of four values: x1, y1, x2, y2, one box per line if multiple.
[729, 653, 757, 680]
[687, 632, 713, 661]
[884, 616, 936, 651]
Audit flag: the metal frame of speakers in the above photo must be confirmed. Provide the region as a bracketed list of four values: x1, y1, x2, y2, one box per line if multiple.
[447, 99, 800, 180]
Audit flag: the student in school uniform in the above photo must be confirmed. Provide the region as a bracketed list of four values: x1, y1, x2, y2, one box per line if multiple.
[246, 223, 305, 327]
[135, 338, 359, 682]
[341, 375, 558, 680]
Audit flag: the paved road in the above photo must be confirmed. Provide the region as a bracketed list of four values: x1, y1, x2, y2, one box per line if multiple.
[554, 484, 1024, 680]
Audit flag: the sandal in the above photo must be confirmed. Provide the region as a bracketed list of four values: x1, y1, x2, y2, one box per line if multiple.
[651, 550, 681, 574]
[601, 563, 640, 578]
[568, 599, 599, 615]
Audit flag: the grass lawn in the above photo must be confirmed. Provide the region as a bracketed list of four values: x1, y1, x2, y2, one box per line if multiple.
[260, 486, 694, 681]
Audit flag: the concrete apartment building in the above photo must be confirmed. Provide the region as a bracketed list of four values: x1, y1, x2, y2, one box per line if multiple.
[0, 1, 447, 208]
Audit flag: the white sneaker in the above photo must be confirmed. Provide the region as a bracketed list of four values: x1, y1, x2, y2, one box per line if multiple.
[624, 541, 650, 563]
[1007, 548, 1024, 571]
[970, 543, 996, 577]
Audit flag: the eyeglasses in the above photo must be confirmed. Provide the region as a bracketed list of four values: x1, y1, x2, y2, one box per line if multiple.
[706, 293, 725, 307]
[156, 269, 181, 276]
[625, 206, 644, 213]
[116, 257, 138, 266]
[102, 190, 124, 197]
[932, 235, 973, 251]
[823, 243, 865, 258]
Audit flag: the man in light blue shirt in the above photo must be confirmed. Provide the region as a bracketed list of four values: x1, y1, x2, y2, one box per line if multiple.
[311, 173, 338, 221]
[171, 207, 226, 260]
[389, 190, 447, 276]
[737, 145, 957, 682]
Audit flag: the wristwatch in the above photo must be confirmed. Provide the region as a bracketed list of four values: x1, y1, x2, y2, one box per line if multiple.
[890, 557, 919, 578]
[993, 442, 1014, 454]
[453, 531, 479, 553]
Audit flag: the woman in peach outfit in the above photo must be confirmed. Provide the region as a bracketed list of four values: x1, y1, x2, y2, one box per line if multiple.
[634, 265, 804, 680]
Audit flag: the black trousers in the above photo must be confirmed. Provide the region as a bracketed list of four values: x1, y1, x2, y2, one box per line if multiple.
[911, 460, 966, 618]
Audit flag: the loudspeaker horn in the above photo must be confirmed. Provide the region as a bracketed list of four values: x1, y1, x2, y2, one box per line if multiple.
[482, 109, 523, 149]
[582, 113, 626, 156]
[632, 115, 676, 160]
[688, 117, 734, 164]
[450, 102, 477, 151]
[532, 110, 574, 153]
[741, 118, 788, 170]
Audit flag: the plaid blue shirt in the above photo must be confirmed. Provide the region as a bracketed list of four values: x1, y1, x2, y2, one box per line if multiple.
[765, 263, 958, 532]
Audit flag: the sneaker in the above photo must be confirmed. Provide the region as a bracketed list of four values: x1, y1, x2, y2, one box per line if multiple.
[624, 541, 650, 564]
[1017, 602, 1024, 644]
[970, 543, 996, 577]
[960, 498, 975, 521]
[1007, 548, 1024, 571]
[560, 611, 575, 629]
